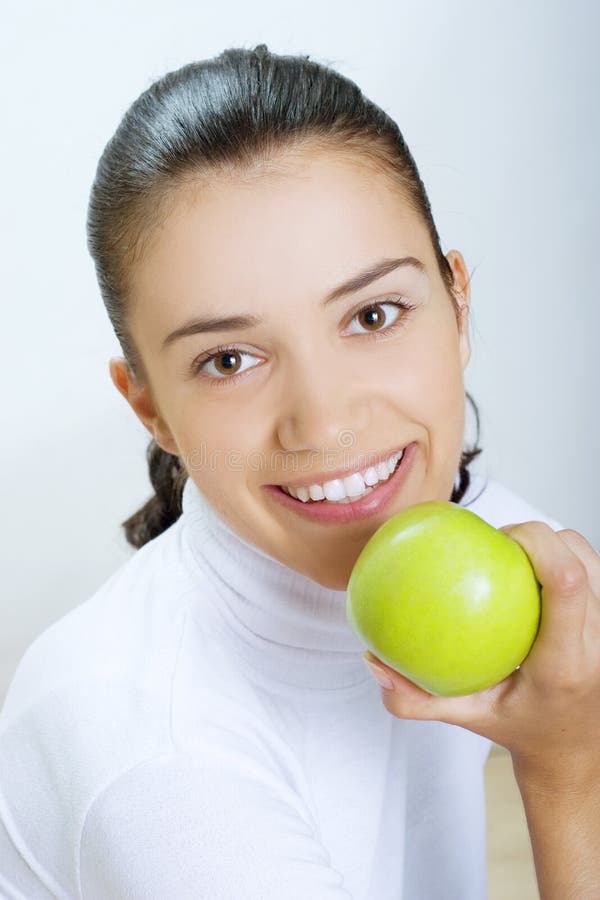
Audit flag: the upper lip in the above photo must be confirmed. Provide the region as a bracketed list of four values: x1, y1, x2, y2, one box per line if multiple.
[269, 444, 409, 490]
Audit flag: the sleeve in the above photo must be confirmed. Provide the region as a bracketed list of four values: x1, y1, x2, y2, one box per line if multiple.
[79, 750, 353, 900]
[0, 815, 55, 900]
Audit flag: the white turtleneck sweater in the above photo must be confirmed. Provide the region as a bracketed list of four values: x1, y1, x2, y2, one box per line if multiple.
[0, 473, 563, 900]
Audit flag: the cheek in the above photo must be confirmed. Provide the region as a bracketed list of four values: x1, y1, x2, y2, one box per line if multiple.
[377, 323, 465, 413]
[178, 396, 268, 488]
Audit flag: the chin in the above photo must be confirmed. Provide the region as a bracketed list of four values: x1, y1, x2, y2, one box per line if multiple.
[307, 564, 353, 592]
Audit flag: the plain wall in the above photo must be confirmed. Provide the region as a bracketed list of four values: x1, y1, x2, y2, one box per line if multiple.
[1, 0, 598, 702]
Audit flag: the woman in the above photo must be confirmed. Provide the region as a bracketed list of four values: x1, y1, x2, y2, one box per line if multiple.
[1, 45, 598, 899]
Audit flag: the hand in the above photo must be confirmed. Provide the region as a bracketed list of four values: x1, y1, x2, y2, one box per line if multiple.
[363, 523, 600, 790]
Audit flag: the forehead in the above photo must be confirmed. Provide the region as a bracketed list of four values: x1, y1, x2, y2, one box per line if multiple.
[129, 150, 433, 323]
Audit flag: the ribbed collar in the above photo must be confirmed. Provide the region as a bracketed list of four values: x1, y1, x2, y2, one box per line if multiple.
[179, 472, 484, 694]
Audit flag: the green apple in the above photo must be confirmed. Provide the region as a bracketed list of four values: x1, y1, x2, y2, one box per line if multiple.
[347, 501, 541, 696]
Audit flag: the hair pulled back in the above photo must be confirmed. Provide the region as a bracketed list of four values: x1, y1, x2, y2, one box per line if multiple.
[87, 44, 482, 549]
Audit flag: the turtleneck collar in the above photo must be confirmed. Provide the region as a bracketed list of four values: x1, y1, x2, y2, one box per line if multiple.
[178, 472, 486, 694]
[180, 477, 371, 693]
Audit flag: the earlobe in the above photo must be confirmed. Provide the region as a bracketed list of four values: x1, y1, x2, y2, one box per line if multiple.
[109, 356, 156, 430]
[455, 296, 471, 369]
[108, 357, 179, 455]
[445, 250, 471, 306]
[459, 324, 471, 370]
[444, 251, 472, 369]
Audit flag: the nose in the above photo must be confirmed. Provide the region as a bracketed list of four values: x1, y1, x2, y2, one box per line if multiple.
[274, 358, 372, 454]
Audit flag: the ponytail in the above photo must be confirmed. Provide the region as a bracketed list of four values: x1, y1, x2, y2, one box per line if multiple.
[122, 439, 188, 549]
[450, 391, 483, 507]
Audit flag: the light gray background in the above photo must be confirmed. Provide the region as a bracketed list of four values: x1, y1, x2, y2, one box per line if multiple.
[1, 0, 598, 704]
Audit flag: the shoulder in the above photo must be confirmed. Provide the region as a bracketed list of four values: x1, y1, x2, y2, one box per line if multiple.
[0, 520, 210, 888]
[78, 746, 332, 900]
[460, 472, 565, 532]
[1, 518, 198, 721]
[0, 517, 279, 894]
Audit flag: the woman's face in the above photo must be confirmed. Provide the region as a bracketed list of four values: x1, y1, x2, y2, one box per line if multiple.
[111, 148, 471, 589]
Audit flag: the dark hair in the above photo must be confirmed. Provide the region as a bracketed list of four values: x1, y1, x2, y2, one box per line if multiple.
[87, 44, 482, 550]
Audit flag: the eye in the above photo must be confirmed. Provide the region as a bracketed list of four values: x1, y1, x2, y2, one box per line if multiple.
[345, 299, 416, 336]
[190, 298, 416, 386]
[191, 346, 262, 381]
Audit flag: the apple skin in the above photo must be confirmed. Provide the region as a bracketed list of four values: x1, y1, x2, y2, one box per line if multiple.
[346, 501, 542, 696]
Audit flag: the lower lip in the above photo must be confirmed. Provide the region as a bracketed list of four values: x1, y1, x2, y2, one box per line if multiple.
[263, 442, 418, 524]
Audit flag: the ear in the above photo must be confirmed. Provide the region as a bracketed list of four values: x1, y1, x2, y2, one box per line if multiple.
[109, 357, 179, 456]
[445, 250, 471, 370]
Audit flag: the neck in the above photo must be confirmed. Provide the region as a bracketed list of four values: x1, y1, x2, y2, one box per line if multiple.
[180, 477, 371, 693]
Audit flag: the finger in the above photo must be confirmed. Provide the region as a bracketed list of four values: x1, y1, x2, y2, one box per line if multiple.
[556, 529, 600, 598]
[363, 650, 499, 730]
[501, 522, 590, 656]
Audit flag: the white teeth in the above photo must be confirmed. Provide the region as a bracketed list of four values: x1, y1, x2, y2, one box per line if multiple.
[376, 461, 389, 480]
[363, 466, 379, 486]
[308, 483, 325, 501]
[343, 472, 367, 497]
[323, 479, 346, 501]
[282, 447, 405, 503]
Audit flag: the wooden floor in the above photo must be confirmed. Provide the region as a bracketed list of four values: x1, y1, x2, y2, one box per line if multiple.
[485, 743, 538, 899]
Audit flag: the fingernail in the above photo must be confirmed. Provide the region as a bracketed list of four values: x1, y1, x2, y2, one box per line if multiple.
[363, 654, 394, 690]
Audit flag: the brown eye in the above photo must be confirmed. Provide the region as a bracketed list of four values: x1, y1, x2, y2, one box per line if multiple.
[192, 346, 262, 382]
[357, 305, 386, 331]
[213, 351, 241, 375]
[345, 299, 415, 338]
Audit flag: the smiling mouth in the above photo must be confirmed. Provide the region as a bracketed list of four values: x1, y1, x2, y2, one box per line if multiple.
[278, 448, 405, 504]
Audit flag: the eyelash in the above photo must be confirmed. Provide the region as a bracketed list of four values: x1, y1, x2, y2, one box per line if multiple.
[189, 297, 417, 386]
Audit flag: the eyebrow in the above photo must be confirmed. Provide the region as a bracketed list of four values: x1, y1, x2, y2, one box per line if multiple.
[160, 255, 425, 351]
